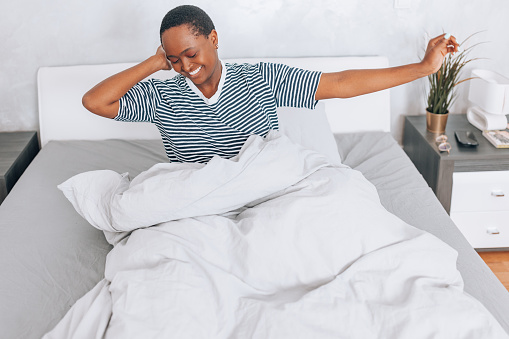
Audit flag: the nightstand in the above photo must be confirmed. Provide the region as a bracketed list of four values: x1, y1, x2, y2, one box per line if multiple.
[0, 131, 40, 205]
[403, 114, 509, 249]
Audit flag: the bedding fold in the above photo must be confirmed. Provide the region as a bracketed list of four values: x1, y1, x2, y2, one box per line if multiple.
[58, 130, 331, 233]
[49, 131, 508, 338]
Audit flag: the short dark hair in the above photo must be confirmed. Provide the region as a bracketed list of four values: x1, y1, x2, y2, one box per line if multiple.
[160, 5, 215, 39]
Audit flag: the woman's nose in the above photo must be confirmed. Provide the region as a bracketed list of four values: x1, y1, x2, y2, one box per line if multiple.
[181, 59, 192, 73]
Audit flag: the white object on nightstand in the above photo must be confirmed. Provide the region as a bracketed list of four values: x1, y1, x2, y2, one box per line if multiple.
[466, 69, 509, 131]
[468, 69, 509, 115]
[466, 106, 508, 131]
[450, 170, 509, 249]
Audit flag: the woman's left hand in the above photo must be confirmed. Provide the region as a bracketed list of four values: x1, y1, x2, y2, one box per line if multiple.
[420, 33, 460, 75]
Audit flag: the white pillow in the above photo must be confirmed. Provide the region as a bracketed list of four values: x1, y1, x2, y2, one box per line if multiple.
[57, 170, 130, 231]
[277, 101, 341, 166]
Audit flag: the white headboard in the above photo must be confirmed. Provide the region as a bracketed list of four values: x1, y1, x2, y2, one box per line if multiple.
[38, 56, 390, 147]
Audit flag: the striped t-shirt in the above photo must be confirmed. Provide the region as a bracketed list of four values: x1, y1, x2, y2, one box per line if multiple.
[115, 61, 322, 163]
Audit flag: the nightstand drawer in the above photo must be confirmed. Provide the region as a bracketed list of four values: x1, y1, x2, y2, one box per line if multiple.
[450, 211, 509, 249]
[451, 171, 509, 213]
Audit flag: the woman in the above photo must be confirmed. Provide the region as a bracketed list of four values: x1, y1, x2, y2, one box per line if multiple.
[82, 5, 459, 163]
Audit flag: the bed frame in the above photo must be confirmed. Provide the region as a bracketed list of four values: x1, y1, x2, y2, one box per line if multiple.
[37, 56, 390, 147]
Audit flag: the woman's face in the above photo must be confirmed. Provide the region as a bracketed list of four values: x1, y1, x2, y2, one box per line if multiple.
[161, 24, 220, 88]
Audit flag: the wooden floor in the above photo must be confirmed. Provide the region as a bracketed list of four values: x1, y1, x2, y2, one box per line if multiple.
[478, 251, 509, 291]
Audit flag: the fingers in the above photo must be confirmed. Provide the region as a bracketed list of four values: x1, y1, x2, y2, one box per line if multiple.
[432, 33, 460, 55]
[428, 33, 446, 46]
[429, 33, 460, 48]
[154, 45, 172, 71]
[449, 35, 460, 53]
[445, 35, 460, 53]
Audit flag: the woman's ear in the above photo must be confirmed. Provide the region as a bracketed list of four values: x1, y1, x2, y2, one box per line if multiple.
[209, 29, 218, 47]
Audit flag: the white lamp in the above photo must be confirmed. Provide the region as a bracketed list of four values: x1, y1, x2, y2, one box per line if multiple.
[467, 69, 509, 131]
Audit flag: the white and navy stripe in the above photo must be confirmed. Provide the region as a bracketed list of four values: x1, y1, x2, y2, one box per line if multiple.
[115, 62, 321, 163]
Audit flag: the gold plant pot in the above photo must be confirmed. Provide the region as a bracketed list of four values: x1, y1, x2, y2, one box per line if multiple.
[426, 110, 449, 134]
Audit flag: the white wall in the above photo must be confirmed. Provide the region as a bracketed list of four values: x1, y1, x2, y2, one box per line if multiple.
[1, 0, 508, 143]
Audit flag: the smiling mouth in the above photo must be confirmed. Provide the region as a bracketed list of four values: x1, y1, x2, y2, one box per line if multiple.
[188, 66, 202, 76]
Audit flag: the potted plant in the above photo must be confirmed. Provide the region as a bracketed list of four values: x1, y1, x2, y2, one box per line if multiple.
[426, 34, 481, 133]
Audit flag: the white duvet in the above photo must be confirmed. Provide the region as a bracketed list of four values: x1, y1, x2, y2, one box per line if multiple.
[46, 131, 508, 339]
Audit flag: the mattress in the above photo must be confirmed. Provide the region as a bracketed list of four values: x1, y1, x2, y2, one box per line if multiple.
[0, 132, 507, 338]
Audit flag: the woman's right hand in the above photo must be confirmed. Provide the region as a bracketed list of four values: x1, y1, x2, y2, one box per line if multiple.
[155, 45, 172, 71]
[82, 46, 172, 119]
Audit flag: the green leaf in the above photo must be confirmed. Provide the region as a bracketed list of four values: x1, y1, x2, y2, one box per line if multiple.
[426, 31, 484, 114]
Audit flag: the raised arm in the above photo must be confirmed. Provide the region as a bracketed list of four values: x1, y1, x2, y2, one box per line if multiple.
[315, 34, 459, 100]
[82, 46, 171, 119]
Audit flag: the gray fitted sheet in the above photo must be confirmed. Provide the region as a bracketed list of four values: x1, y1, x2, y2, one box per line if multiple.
[0, 132, 508, 338]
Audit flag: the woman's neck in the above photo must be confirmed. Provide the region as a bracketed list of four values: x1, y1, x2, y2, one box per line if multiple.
[196, 60, 222, 99]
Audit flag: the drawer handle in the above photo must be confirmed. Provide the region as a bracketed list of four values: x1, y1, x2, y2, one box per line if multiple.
[491, 190, 505, 197]
[486, 227, 500, 235]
